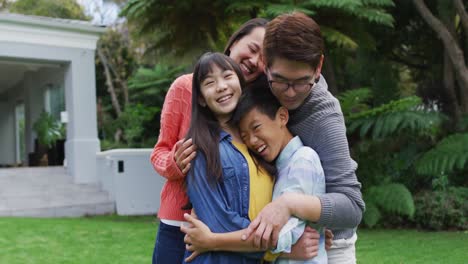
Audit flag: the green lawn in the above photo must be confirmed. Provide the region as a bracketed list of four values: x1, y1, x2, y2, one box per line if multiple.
[0, 215, 157, 264]
[0, 216, 466, 263]
[356, 229, 467, 263]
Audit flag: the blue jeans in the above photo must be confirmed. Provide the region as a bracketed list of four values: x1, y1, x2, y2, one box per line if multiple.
[152, 222, 186, 264]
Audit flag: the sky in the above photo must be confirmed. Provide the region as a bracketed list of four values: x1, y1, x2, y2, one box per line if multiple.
[76, 0, 121, 25]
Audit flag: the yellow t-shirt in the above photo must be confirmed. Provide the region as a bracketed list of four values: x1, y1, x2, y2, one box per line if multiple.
[232, 141, 273, 220]
[233, 141, 280, 262]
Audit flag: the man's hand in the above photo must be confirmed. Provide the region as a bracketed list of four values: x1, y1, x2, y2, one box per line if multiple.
[283, 226, 319, 260]
[174, 138, 197, 174]
[180, 213, 212, 262]
[241, 195, 291, 249]
[325, 229, 334, 251]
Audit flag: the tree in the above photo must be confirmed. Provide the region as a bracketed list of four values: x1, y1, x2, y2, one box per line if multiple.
[9, 0, 90, 20]
[121, 0, 242, 63]
[0, 0, 10, 10]
[412, 0, 468, 115]
[121, 0, 395, 93]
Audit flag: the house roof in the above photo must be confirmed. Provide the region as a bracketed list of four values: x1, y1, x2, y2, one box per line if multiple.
[0, 12, 106, 34]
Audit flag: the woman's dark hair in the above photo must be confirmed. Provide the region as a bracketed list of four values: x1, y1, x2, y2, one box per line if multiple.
[186, 52, 245, 183]
[224, 18, 269, 56]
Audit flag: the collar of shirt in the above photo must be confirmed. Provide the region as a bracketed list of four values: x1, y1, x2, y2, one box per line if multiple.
[219, 130, 232, 142]
[275, 135, 303, 170]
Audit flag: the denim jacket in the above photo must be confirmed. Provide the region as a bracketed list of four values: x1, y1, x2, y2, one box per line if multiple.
[184, 131, 264, 264]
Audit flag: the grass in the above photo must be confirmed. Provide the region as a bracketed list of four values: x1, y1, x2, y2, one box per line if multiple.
[356, 229, 468, 263]
[0, 215, 466, 263]
[0, 215, 157, 264]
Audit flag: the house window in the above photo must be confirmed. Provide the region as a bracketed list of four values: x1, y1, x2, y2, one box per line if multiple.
[44, 84, 65, 120]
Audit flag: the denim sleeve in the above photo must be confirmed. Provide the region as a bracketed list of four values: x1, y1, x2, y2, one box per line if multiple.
[187, 154, 264, 259]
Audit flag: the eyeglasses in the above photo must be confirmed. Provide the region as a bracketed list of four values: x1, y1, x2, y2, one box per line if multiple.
[268, 79, 314, 94]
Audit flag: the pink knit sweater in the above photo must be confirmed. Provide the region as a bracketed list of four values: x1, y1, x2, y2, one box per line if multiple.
[150, 74, 193, 221]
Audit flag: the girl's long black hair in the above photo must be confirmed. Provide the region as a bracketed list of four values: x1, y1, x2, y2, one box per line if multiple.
[186, 52, 245, 182]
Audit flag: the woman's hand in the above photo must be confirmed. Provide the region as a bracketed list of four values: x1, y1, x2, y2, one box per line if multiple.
[174, 138, 197, 174]
[282, 226, 319, 260]
[241, 195, 291, 249]
[180, 213, 213, 262]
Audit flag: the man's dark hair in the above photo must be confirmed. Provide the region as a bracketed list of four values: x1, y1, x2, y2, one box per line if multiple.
[263, 12, 324, 69]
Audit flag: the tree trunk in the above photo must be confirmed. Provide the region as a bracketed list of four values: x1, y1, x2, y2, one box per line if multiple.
[454, 0, 468, 33]
[97, 46, 122, 117]
[443, 51, 462, 120]
[102, 46, 130, 106]
[322, 57, 338, 95]
[413, 0, 468, 112]
[442, 10, 462, 121]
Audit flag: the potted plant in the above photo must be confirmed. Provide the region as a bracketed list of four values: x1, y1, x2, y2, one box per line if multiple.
[32, 111, 66, 166]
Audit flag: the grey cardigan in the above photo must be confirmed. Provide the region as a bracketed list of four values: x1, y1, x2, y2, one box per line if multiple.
[288, 76, 365, 240]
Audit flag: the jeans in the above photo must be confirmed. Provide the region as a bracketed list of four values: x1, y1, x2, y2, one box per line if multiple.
[152, 222, 186, 264]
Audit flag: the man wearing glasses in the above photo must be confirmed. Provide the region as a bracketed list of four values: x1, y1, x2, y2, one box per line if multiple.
[243, 12, 365, 264]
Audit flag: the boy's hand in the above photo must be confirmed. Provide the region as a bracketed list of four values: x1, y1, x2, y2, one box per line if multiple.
[174, 138, 197, 174]
[241, 195, 291, 249]
[282, 226, 319, 260]
[325, 229, 334, 251]
[181, 213, 213, 262]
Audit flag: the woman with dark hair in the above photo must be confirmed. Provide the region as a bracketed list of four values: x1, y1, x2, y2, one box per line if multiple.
[150, 18, 273, 264]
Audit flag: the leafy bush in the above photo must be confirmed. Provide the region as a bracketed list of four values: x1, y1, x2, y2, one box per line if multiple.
[113, 104, 160, 147]
[363, 183, 415, 228]
[413, 187, 468, 230]
[416, 133, 468, 176]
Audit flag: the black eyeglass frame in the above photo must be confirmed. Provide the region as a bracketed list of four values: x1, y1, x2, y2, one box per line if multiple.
[267, 79, 315, 94]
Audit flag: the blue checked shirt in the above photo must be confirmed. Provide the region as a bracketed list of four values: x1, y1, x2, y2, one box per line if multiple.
[271, 136, 327, 264]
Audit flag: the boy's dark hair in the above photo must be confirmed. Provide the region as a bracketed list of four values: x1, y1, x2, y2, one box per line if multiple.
[263, 12, 324, 69]
[231, 85, 281, 177]
[232, 85, 282, 126]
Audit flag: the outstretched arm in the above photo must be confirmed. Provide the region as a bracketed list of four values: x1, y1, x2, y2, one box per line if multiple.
[181, 214, 320, 262]
[186, 155, 264, 260]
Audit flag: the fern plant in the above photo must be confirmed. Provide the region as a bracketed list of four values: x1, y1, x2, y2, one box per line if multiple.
[342, 93, 446, 140]
[363, 183, 415, 227]
[128, 63, 186, 105]
[337, 87, 372, 114]
[415, 133, 468, 176]
[258, 0, 394, 52]
[338, 89, 441, 227]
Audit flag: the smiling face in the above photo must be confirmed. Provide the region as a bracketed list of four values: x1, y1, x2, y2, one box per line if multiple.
[199, 64, 242, 123]
[239, 107, 292, 162]
[267, 57, 323, 110]
[229, 27, 265, 83]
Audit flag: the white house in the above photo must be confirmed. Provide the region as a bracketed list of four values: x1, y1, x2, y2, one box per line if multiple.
[0, 13, 164, 217]
[0, 12, 104, 183]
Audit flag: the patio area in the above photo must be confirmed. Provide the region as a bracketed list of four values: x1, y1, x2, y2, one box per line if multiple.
[0, 166, 114, 217]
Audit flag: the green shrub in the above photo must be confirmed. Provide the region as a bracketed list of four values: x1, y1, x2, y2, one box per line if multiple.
[413, 187, 468, 230]
[363, 183, 415, 228]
